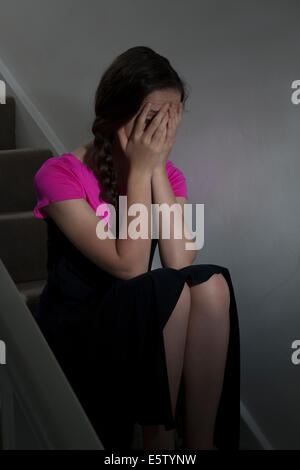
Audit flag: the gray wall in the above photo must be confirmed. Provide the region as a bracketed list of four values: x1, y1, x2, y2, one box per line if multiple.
[0, 72, 56, 151]
[1, 0, 300, 449]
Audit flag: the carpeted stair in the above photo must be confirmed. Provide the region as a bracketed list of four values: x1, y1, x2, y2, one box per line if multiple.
[0, 95, 51, 316]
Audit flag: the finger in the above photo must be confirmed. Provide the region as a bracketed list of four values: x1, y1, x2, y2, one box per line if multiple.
[160, 123, 168, 146]
[169, 105, 176, 135]
[162, 116, 168, 140]
[152, 112, 169, 143]
[117, 126, 127, 153]
[145, 103, 169, 140]
[166, 108, 174, 141]
[172, 103, 181, 131]
[166, 110, 172, 140]
[171, 106, 176, 130]
[178, 102, 183, 123]
[132, 102, 152, 137]
[173, 103, 179, 127]
[157, 116, 168, 145]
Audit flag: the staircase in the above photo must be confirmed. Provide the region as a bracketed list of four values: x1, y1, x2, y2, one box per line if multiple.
[0, 95, 51, 316]
[0, 95, 104, 449]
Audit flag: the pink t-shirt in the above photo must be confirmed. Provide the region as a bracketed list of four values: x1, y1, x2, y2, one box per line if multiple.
[33, 153, 188, 225]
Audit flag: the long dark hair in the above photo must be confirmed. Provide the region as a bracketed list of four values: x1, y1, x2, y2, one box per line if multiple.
[83, 46, 189, 213]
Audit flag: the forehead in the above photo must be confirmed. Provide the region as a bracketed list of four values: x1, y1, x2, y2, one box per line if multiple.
[143, 89, 181, 110]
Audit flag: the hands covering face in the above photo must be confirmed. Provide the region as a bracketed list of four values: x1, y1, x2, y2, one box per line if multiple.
[152, 101, 183, 169]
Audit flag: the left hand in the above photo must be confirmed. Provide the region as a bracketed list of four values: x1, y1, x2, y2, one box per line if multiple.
[152, 101, 183, 172]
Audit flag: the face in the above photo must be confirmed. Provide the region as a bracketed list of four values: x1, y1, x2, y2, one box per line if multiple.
[124, 88, 182, 139]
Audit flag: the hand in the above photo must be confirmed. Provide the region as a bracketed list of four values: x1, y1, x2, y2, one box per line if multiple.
[152, 102, 183, 172]
[116, 102, 170, 175]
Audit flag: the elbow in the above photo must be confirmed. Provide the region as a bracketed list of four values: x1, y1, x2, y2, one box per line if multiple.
[121, 270, 146, 281]
[165, 261, 192, 270]
[163, 251, 197, 270]
[114, 268, 138, 281]
[119, 264, 149, 281]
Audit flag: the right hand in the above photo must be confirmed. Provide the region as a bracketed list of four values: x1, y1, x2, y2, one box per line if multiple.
[116, 102, 170, 174]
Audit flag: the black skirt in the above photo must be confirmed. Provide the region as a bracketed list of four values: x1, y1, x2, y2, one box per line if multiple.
[35, 218, 240, 450]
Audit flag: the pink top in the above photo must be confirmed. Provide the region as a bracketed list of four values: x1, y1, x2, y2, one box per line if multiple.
[33, 153, 188, 226]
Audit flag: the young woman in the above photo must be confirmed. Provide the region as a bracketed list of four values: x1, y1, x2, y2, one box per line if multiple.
[33, 46, 240, 451]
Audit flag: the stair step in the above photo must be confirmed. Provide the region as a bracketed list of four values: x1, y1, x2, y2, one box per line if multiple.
[0, 95, 15, 150]
[0, 147, 52, 212]
[0, 211, 47, 283]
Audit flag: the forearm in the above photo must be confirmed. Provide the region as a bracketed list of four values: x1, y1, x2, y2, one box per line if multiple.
[116, 167, 152, 276]
[151, 165, 197, 268]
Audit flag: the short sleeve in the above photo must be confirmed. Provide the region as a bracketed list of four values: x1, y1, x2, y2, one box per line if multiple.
[33, 158, 85, 219]
[166, 161, 188, 198]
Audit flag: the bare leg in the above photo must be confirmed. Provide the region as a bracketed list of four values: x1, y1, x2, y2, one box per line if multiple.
[141, 282, 191, 450]
[182, 273, 230, 450]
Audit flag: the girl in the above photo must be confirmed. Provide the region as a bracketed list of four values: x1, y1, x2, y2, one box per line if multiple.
[33, 46, 240, 451]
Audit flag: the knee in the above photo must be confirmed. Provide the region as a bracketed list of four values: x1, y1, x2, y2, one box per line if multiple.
[206, 273, 230, 308]
[191, 273, 230, 312]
